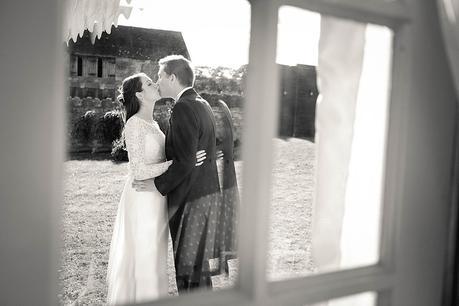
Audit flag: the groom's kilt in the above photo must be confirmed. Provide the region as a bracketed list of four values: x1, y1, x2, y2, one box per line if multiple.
[171, 191, 224, 285]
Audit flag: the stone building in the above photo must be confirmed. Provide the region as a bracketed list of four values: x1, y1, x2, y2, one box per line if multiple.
[66, 25, 190, 153]
[67, 25, 190, 99]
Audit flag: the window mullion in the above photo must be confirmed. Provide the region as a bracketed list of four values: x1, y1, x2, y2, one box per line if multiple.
[136, 288, 253, 306]
[379, 23, 412, 275]
[237, 0, 281, 302]
[267, 265, 393, 305]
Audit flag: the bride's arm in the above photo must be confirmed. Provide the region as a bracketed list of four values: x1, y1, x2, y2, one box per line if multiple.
[124, 119, 172, 181]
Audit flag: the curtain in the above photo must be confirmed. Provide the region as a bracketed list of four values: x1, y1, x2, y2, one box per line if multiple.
[63, 0, 132, 43]
[313, 15, 393, 306]
[313, 16, 366, 272]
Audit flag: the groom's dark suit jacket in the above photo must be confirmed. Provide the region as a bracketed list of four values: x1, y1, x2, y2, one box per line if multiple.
[154, 88, 220, 240]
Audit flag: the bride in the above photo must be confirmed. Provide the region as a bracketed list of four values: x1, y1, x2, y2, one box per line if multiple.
[106, 72, 205, 305]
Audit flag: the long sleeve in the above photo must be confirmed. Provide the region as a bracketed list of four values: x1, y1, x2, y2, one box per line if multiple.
[154, 101, 199, 195]
[124, 118, 172, 181]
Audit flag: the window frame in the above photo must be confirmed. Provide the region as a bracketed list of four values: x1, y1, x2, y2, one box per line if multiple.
[128, 1, 413, 305]
[237, 1, 411, 305]
[8, 0, 455, 305]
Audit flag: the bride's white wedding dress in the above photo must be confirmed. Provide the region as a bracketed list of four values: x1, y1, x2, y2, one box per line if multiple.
[107, 116, 172, 305]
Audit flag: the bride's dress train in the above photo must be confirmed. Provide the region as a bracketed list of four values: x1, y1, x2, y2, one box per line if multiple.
[107, 116, 171, 305]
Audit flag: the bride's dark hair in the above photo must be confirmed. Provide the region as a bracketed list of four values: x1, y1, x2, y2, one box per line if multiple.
[117, 73, 146, 123]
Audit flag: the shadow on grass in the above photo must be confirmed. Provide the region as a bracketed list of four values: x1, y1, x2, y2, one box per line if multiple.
[66, 152, 113, 161]
[277, 135, 315, 143]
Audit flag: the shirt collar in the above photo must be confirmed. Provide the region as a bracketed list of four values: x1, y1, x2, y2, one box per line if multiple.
[176, 86, 193, 102]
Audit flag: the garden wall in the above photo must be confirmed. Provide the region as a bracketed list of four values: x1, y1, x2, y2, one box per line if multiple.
[67, 96, 244, 155]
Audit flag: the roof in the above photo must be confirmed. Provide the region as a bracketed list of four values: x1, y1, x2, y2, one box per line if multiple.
[68, 25, 190, 61]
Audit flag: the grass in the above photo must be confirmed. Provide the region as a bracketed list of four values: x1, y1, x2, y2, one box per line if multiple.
[267, 138, 316, 280]
[59, 137, 315, 305]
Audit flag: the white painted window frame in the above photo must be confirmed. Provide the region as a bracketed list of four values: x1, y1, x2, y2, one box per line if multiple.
[9, 0, 458, 305]
[136, 1, 412, 305]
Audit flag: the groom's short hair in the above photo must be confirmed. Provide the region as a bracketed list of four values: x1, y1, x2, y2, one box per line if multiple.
[158, 55, 195, 87]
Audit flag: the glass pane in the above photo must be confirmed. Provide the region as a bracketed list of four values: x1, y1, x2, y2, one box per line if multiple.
[60, 0, 250, 304]
[267, 6, 393, 281]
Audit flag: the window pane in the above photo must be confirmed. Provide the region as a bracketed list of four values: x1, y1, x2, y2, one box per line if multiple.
[267, 6, 393, 281]
[77, 56, 83, 76]
[97, 58, 103, 78]
[60, 0, 250, 304]
[86, 56, 97, 77]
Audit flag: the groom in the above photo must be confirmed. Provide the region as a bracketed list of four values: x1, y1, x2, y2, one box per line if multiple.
[134, 55, 221, 292]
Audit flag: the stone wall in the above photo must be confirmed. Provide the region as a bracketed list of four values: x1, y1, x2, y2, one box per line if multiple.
[67, 97, 120, 153]
[68, 62, 318, 150]
[69, 57, 159, 100]
[211, 106, 243, 144]
[115, 58, 158, 84]
[67, 96, 244, 154]
[67, 66, 317, 155]
[153, 103, 244, 147]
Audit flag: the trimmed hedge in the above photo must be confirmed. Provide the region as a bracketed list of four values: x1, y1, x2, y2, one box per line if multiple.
[111, 137, 128, 162]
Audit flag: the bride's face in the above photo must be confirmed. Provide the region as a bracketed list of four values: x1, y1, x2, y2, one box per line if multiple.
[140, 76, 161, 105]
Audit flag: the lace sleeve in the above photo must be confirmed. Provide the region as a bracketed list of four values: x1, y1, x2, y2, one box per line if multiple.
[124, 118, 172, 180]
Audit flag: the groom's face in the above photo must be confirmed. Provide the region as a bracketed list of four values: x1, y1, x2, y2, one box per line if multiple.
[157, 65, 173, 98]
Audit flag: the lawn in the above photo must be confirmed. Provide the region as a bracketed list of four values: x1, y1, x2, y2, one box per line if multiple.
[59, 137, 316, 305]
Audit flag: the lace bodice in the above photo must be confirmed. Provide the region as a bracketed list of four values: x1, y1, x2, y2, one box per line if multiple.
[124, 116, 172, 180]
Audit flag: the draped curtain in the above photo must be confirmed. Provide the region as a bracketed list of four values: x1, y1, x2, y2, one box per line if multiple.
[63, 0, 132, 43]
[313, 15, 393, 306]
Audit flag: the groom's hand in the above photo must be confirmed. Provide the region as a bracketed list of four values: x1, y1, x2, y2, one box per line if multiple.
[216, 150, 224, 160]
[132, 178, 156, 192]
[196, 149, 206, 166]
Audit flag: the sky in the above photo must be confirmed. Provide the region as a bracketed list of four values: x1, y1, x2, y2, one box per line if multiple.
[117, 0, 321, 68]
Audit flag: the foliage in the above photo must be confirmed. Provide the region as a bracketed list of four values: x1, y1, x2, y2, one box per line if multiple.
[90, 110, 124, 143]
[110, 137, 128, 163]
[153, 98, 172, 135]
[102, 110, 124, 143]
[200, 93, 244, 108]
[70, 109, 125, 154]
[194, 65, 247, 95]
[71, 110, 96, 142]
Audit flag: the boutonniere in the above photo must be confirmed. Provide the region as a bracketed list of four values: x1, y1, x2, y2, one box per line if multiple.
[165, 98, 175, 116]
